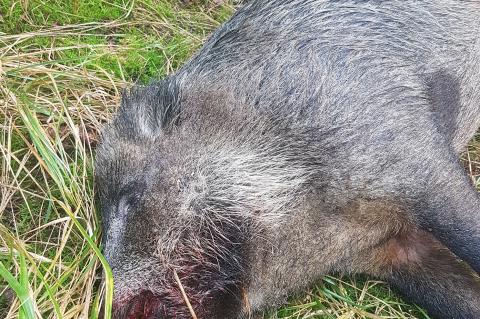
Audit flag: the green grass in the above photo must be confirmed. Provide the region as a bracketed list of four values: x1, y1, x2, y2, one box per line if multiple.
[1, 1, 479, 318]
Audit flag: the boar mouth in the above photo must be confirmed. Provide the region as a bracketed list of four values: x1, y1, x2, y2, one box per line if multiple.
[110, 271, 244, 319]
[113, 291, 165, 319]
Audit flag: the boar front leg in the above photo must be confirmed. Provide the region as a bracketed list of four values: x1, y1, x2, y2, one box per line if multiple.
[344, 154, 480, 318]
[244, 192, 480, 319]
[405, 152, 480, 274]
[348, 227, 480, 319]
[324, 194, 480, 318]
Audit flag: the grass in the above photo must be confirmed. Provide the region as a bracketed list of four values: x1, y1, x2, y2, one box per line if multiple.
[1, 1, 479, 318]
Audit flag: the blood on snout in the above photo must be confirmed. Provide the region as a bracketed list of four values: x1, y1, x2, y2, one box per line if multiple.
[127, 292, 153, 319]
[114, 291, 164, 319]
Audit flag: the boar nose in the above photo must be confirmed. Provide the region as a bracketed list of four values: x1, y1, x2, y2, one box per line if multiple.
[103, 216, 127, 263]
[112, 290, 165, 319]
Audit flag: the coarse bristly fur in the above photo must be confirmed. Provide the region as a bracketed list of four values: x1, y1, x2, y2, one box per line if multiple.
[95, 1, 480, 318]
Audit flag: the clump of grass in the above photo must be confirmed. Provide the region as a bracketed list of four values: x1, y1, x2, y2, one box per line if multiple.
[267, 276, 430, 319]
[1, 1, 479, 318]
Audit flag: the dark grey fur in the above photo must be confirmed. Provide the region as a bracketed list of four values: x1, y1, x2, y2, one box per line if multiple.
[95, 1, 480, 318]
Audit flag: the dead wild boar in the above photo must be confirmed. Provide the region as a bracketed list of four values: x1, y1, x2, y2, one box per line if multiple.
[94, 0, 480, 318]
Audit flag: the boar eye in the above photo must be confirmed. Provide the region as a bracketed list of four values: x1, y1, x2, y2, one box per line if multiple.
[118, 182, 145, 210]
[122, 192, 142, 208]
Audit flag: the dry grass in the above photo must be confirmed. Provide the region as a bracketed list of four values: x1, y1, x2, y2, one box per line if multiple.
[1, 1, 479, 318]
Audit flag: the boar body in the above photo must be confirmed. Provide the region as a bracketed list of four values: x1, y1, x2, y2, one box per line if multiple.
[95, 1, 480, 318]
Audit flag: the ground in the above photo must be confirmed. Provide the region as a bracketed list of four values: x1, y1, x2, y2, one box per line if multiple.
[1, 1, 479, 318]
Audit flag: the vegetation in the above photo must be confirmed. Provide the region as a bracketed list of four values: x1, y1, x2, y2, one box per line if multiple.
[1, 1, 479, 318]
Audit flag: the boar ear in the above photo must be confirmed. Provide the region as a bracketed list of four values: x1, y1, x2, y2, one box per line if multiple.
[114, 77, 181, 140]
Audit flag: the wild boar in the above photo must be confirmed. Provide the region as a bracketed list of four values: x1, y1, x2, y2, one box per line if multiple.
[95, 1, 480, 318]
